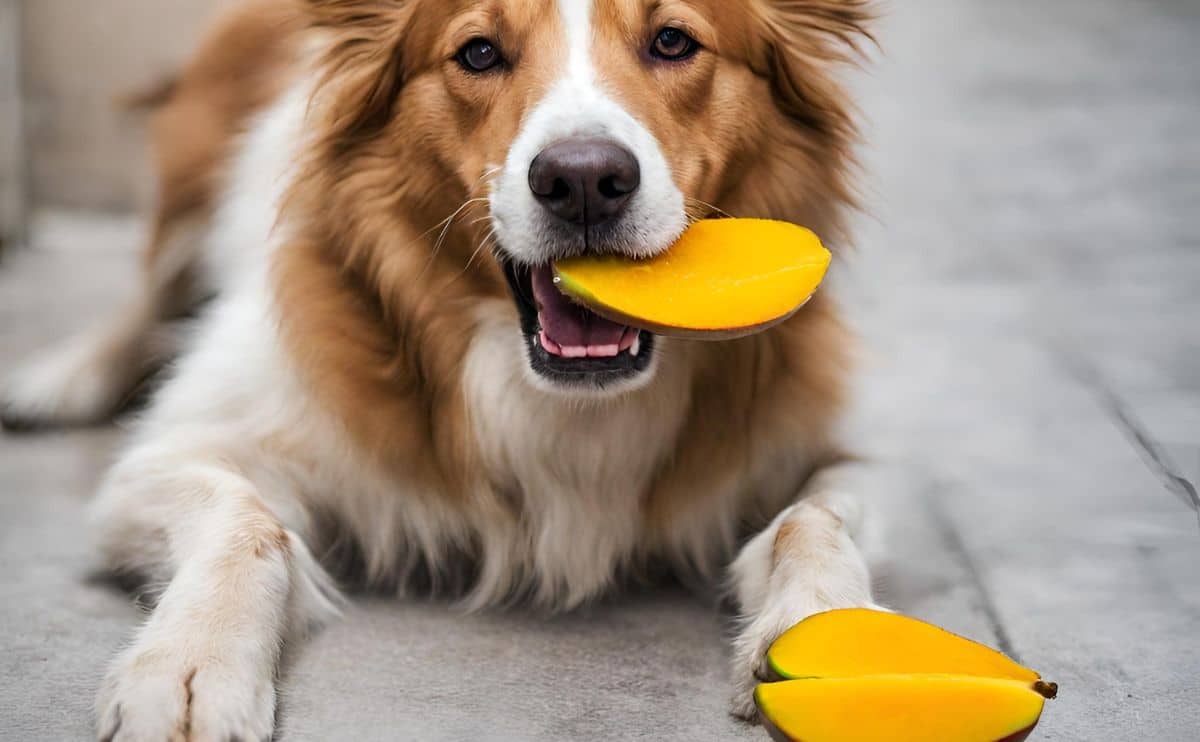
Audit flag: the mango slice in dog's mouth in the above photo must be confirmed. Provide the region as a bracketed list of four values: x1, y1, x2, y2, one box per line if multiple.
[756, 609, 1058, 742]
[551, 219, 831, 340]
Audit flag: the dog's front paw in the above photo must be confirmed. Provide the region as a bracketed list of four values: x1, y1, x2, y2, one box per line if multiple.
[729, 601, 889, 722]
[97, 645, 276, 742]
[729, 609, 791, 721]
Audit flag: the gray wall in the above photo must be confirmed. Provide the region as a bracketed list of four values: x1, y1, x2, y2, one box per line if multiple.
[1, 0, 23, 247]
[19, 0, 234, 213]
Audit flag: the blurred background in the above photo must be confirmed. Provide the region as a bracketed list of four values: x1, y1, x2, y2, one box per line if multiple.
[1, 0, 236, 237]
[1, 1, 1198, 740]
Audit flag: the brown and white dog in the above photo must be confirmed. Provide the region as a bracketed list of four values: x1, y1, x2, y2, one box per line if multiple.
[3, 0, 881, 738]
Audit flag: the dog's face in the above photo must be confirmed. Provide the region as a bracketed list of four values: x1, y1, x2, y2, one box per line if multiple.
[304, 0, 868, 395]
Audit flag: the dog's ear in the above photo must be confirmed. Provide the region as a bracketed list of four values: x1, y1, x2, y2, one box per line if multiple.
[304, 0, 413, 148]
[752, 1, 875, 137]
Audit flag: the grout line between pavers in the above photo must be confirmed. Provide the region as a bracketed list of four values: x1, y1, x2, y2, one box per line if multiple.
[1055, 349, 1200, 532]
[920, 480, 1023, 664]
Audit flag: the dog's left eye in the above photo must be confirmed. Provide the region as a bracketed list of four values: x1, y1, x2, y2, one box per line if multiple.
[650, 27, 700, 61]
[458, 38, 504, 73]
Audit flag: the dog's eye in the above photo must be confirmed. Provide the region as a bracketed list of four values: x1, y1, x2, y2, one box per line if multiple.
[458, 38, 504, 73]
[650, 27, 699, 61]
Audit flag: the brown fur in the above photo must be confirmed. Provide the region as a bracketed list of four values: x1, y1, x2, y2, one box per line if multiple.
[142, 0, 305, 271]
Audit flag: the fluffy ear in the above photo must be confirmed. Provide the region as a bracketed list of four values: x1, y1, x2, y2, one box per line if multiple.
[304, 0, 413, 148]
[753, 1, 875, 136]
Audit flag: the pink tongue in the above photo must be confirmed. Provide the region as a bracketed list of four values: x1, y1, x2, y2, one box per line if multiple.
[532, 265, 628, 354]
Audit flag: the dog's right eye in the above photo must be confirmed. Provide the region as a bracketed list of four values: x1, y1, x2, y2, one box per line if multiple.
[457, 38, 504, 73]
[650, 27, 700, 62]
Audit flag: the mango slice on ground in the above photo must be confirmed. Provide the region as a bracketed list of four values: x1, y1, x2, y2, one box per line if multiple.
[756, 610, 1058, 742]
[552, 219, 831, 340]
[755, 675, 1049, 742]
[766, 608, 1044, 684]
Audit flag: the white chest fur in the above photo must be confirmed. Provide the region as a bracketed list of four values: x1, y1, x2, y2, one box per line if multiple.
[462, 310, 693, 608]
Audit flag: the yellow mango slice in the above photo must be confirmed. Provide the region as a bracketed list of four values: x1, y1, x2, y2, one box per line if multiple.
[552, 219, 831, 339]
[767, 608, 1043, 684]
[756, 610, 1058, 742]
[755, 675, 1048, 742]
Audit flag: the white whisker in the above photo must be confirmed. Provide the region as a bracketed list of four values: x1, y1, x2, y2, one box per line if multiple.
[417, 197, 490, 281]
[685, 197, 734, 220]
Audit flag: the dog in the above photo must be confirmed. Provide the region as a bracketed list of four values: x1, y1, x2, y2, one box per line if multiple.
[2, 1, 880, 738]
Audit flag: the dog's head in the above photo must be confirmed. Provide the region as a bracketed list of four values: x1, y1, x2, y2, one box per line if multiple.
[298, 0, 870, 396]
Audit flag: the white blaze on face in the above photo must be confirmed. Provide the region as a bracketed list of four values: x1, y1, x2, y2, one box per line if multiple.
[489, 0, 687, 266]
[560, 0, 595, 85]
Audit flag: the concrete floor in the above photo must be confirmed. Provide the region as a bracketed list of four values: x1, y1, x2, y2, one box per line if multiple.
[2, 0, 1199, 740]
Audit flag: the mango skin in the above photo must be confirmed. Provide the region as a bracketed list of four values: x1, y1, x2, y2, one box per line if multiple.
[755, 675, 1047, 742]
[552, 219, 831, 340]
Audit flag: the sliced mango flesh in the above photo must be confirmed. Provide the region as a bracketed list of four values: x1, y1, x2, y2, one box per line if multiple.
[757, 610, 1058, 741]
[767, 608, 1043, 684]
[755, 675, 1047, 742]
[552, 219, 831, 340]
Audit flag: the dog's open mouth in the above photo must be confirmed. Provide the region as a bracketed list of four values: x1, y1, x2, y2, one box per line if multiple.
[503, 262, 655, 388]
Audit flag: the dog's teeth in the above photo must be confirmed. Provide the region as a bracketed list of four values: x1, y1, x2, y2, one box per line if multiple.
[630, 335, 641, 357]
[587, 344, 620, 358]
[539, 330, 563, 356]
[618, 327, 637, 352]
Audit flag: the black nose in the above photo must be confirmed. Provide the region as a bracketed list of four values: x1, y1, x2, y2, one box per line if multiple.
[528, 137, 641, 227]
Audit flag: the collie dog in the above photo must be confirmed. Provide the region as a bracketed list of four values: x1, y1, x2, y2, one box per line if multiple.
[3, 0, 881, 737]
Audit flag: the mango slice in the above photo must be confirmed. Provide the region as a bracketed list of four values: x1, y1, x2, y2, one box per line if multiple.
[552, 219, 831, 340]
[755, 675, 1048, 742]
[756, 609, 1058, 742]
[766, 608, 1042, 683]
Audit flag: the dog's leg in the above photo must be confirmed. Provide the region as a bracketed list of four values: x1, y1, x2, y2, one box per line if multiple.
[92, 451, 338, 742]
[1, 297, 169, 430]
[728, 461, 883, 720]
[1, 219, 206, 431]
